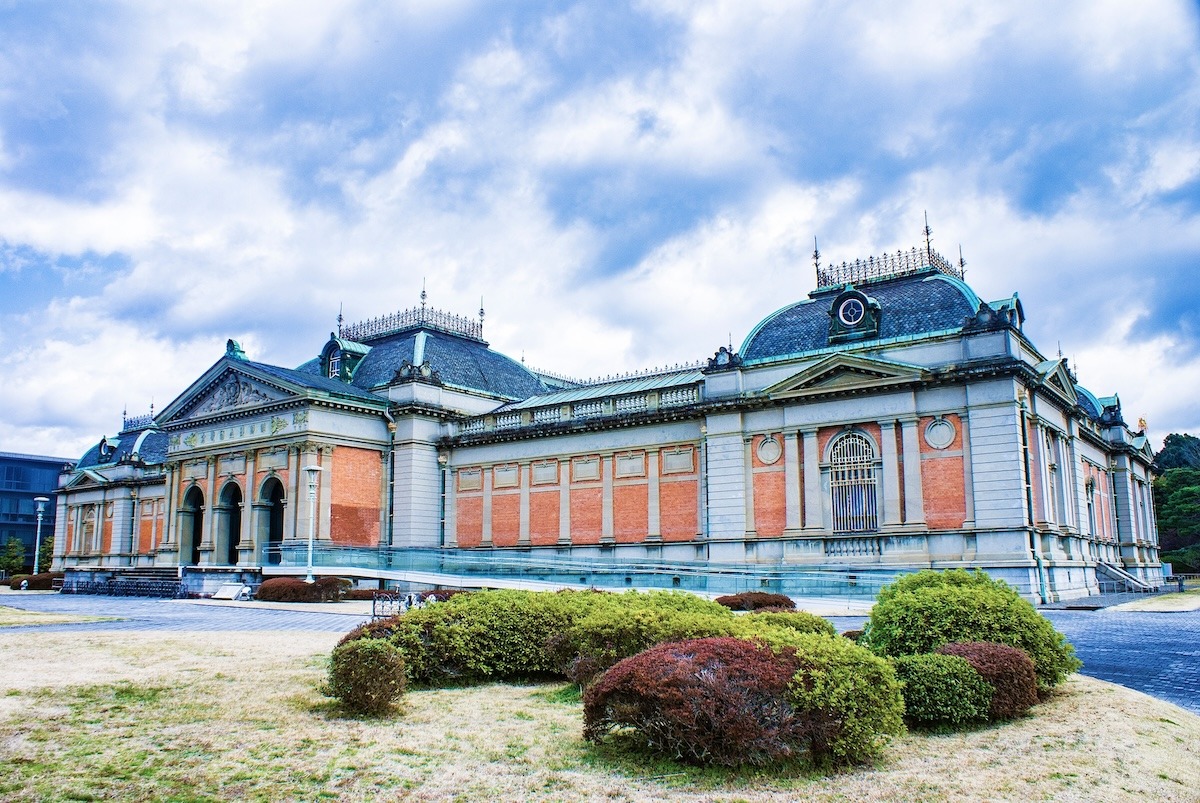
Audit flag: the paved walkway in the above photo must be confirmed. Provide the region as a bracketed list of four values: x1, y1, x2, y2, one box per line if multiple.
[3, 592, 1197, 715]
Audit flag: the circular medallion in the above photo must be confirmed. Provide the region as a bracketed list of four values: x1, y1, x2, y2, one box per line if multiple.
[924, 418, 956, 450]
[757, 436, 782, 465]
[838, 298, 866, 326]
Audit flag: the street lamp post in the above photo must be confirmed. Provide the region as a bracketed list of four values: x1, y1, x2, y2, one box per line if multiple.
[32, 496, 49, 574]
[303, 466, 323, 584]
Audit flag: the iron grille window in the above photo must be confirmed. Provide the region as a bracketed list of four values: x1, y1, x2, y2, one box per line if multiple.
[830, 432, 879, 533]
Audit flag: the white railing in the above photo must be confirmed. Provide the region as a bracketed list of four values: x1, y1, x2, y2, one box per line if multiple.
[573, 401, 604, 418]
[660, 386, 699, 407]
[495, 412, 522, 430]
[614, 395, 647, 414]
[533, 407, 562, 424]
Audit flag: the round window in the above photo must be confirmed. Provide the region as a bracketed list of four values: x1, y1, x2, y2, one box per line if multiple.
[757, 436, 782, 465]
[924, 418, 956, 450]
[838, 298, 866, 326]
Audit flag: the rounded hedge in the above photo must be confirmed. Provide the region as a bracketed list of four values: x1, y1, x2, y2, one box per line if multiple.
[715, 591, 795, 611]
[255, 576, 350, 603]
[937, 641, 1039, 720]
[328, 639, 406, 714]
[744, 610, 837, 638]
[892, 653, 992, 728]
[584, 637, 807, 766]
[863, 571, 1080, 691]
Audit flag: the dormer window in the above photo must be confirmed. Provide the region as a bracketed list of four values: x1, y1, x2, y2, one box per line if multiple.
[828, 286, 881, 344]
[328, 352, 341, 379]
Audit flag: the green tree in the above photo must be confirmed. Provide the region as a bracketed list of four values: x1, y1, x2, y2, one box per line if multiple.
[0, 537, 27, 576]
[1152, 467, 1200, 551]
[1153, 433, 1200, 473]
[37, 535, 54, 574]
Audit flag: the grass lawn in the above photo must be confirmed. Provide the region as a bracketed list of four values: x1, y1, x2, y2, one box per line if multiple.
[0, 605, 117, 628]
[0, 628, 1197, 802]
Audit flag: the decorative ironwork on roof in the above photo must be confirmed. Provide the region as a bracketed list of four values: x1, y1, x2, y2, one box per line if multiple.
[121, 413, 155, 432]
[338, 305, 484, 344]
[815, 246, 963, 289]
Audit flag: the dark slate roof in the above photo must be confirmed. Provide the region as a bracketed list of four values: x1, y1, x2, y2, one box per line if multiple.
[77, 427, 169, 468]
[741, 272, 982, 363]
[1075, 385, 1102, 420]
[345, 329, 548, 400]
[245, 360, 384, 405]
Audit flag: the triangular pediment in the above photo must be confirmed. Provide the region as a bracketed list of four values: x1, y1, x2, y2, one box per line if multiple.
[158, 361, 298, 425]
[765, 354, 927, 398]
[1037, 359, 1078, 406]
[63, 469, 108, 489]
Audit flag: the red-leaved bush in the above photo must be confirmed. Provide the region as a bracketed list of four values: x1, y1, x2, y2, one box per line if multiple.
[255, 576, 349, 603]
[937, 641, 1039, 720]
[583, 637, 808, 766]
[714, 591, 795, 611]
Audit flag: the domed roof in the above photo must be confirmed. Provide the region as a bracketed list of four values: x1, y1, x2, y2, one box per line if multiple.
[77, 425, 169, 469]
[741, 272, 982, 363]
[347, 329, 547, 399]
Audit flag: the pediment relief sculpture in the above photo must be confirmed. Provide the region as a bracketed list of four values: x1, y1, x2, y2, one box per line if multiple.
[188, 374, 277, 418]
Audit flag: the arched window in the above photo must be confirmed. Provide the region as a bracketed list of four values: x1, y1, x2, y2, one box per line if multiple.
[830, 432, 878, 533]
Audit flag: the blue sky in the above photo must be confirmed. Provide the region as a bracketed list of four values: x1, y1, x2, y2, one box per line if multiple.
[1, 0, 1199, 458]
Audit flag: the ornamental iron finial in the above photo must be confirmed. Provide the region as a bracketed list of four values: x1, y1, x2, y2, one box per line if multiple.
[812, 236, 821, 279]
[479, 296, 485, 329]
[958, 244, 967, 280]
[421, 279, 427, 310]
[923, 211, 934, 267]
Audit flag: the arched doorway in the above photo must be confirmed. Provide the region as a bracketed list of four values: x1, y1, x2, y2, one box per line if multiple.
[181, 486, 204, 566]
[218, 483, 243, 565]
[261, 477, 286, 565]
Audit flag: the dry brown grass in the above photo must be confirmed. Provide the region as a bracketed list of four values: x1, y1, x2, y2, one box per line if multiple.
[0, 628, 1197, 802]
[0, 605, 113, 628]
[1110, 590, 1200, 612]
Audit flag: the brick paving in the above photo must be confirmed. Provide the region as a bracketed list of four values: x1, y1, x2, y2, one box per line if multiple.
[4, 592, 1197, 715]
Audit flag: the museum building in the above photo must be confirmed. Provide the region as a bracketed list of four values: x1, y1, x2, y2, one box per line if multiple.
[53, 243, 1164, 601]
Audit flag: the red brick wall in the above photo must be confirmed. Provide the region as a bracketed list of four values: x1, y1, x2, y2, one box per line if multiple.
[919, 415, 967, 530]
[456, 496, 482, 547]
[752, 434, 787, 537]
[491, 493, 521, 546]
[329, 447, 382, 546]
[529, 490, 559, 546]
[101, 508, 113, 554]
[613, 483, 648, 543]
[570, 486, 603, 544]
[660, 478, 698, 541]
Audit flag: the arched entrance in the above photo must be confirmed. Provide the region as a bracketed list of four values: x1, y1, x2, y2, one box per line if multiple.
[260, 477, 286, 565]
[218, 482, 243, 565]
[181, 486, 204, 566]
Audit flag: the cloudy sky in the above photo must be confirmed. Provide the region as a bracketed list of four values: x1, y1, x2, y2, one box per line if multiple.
[2, 1, 1199, 460]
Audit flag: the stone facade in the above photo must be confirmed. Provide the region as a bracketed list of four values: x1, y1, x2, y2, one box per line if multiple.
[55, 248, 1163, 601]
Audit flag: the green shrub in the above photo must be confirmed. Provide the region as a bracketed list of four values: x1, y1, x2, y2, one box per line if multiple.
[863, 571, 1081, 691]
[565, 606, 738, 684]
[714, 591, 795, 611]
[584, 637, 809, 766]
[328, 639, 406, 714]
[892, 653, 992, 728]
[743, 610, 836, 637]
[937, 642, 1039, 720]
[778, 631, 905, 766]
[334, 589, 734, 687]
[875, 568, 1007, 604]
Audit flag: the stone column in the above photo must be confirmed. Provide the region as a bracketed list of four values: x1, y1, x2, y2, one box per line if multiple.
[600, 454, 614, 544]
[647, 449, 661, 541]
[481, 466, 493, 547]
[960, 414, 976, 528]
[900, 418, 925, 525]
[558, 459, 571, 545]
[518, 463, 531, 546]
[201, 458, 217, 561]
[444, 467, 458, 548]
[879, 421, 902, 527]
[240, 450, 257, 557]
[783, 431, 801, 532]
[802, 429, 823, 531]
[743, 437, 757, 537]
